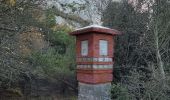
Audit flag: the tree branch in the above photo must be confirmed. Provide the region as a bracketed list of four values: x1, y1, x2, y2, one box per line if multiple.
[0, 25, 17, 32]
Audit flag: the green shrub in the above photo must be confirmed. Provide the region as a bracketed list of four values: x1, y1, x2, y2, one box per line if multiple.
[111, 83, 131, 100]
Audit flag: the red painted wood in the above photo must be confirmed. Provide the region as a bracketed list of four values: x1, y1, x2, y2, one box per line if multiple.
[69, 26, 119, 84]
[77, 69, 113, 84]
[76, 33, 114, 58]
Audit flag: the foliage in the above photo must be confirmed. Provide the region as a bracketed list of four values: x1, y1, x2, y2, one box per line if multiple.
[103, 1, 150, 67]
[44, 8, 56, 28]
[0, 0, 40, 90]
[120, 66, 170, 100]
[111, 83, 131, 100]
[29, 30, 76, 78]
[0, 0, 76, 97]
[149, 0, 170, 80]
[103, 0, 170, 99]
[27, 23, 76, 95]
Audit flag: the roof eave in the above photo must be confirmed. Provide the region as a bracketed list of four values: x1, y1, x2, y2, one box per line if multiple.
[69, 27, 121, 36]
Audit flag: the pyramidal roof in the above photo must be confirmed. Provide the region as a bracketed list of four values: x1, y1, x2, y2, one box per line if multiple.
[75, 25, 111, 30]
[70, 24, 121, 36]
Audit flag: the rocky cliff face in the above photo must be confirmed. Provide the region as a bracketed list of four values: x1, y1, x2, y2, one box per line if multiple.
[44, 0, 121, 28]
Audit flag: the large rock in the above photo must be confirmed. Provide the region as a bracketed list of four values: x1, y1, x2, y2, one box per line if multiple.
[44, 0, 121, 27]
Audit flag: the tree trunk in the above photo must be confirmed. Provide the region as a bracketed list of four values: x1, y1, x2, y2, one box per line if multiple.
[154, 24, 166, 80]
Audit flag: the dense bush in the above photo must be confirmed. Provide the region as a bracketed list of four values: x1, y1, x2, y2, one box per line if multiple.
[0, 0, 76, 97]
[103, 0, 170, 99]
[111, 83, 130, 100]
